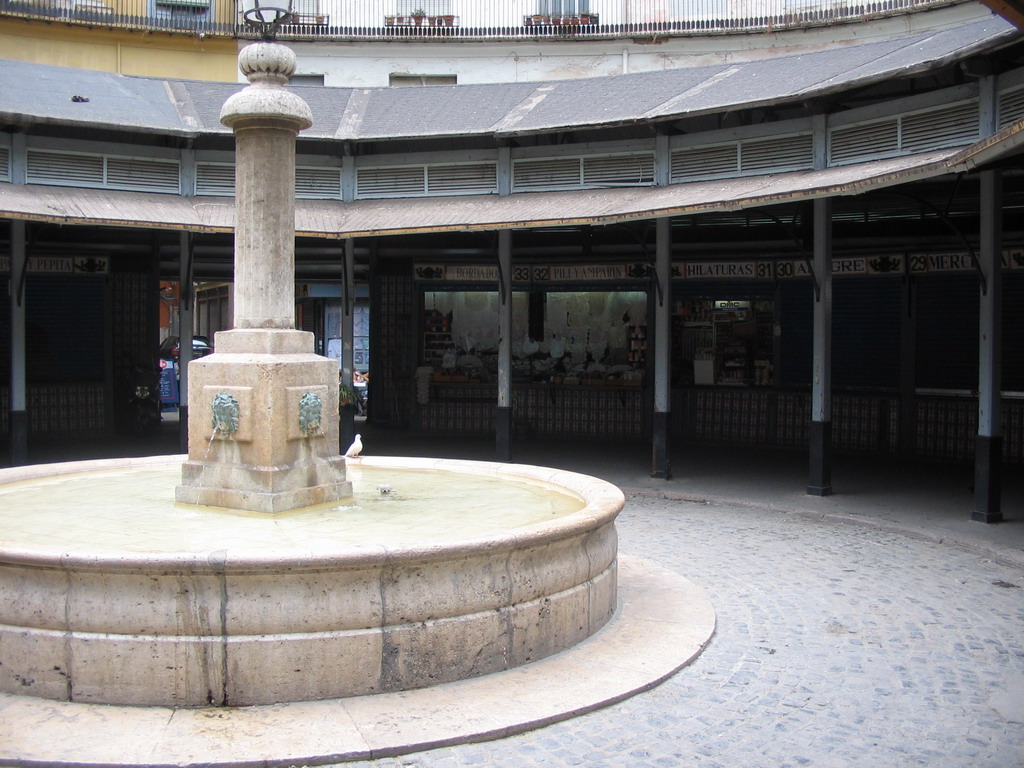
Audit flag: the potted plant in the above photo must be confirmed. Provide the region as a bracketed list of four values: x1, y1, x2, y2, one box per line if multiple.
[339, 383, 359, 409]
[411, 7, 426, 25]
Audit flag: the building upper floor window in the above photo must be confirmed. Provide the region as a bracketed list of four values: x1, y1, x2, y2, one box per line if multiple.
[536, 0, 589, 14]
[397, 0, 453, 14]
[291, 74, 326, 86]
[390, 74, 458, 86]
[291, 0, 327, 24]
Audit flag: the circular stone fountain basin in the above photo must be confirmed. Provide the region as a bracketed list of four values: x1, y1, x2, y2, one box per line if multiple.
[0, 454, 623, 707]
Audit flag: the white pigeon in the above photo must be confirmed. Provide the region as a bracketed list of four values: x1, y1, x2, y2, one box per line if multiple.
[345, 433, 363, 457]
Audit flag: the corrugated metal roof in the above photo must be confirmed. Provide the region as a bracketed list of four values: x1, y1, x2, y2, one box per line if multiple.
[0, 63, 184, 136]
[0, 16, 1018, 142]
[4, 119, 1021, 236]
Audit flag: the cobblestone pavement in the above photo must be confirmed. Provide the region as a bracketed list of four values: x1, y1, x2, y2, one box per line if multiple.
[341, 493, 1024, 768]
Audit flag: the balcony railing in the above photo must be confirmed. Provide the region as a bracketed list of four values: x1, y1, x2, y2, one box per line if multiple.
[0, 0, 235, 33]
[0, 0, 963, 39]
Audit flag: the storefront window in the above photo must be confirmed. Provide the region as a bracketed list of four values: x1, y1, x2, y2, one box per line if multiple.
[325, 302, 370, 373]
[536, 291, 646, 384]
[421, 289, 648, 385]
[423, 291, 526, 381]
[674, 299, 775, 386]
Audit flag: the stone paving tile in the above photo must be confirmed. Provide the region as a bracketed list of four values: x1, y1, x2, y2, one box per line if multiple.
[335, 496, 1024, 768]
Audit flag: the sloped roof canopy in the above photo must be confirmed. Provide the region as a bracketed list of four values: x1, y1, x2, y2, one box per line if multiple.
[0, 16, 1019, 142]
[0, 14, 1022, 237]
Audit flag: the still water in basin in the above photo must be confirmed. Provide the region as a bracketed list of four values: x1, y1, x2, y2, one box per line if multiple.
[0, 463, 586, 556]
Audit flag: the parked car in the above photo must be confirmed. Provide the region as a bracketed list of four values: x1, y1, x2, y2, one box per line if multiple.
[158, 335, 213, 363]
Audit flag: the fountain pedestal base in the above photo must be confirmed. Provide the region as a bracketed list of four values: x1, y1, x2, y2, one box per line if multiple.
[176, 456, 350, 513]
[175, 328, 352, 513]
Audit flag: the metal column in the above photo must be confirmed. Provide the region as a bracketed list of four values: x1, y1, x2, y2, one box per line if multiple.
[807, 198, 833, 496]
[496, 230, 513, 461]
[340, 238, 358, 451]
[973, 169, 1002, 523]
[651, 217, 672, 478]
[8, 221, 27, 465]
[177, 231, 194, 453]
[899, 277, 917, 455]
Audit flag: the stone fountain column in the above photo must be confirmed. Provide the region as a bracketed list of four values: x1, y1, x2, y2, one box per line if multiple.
[176, 41, 351, 513]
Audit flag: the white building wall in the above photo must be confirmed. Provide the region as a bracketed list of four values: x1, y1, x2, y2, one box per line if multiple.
[286, 3, 993, 87]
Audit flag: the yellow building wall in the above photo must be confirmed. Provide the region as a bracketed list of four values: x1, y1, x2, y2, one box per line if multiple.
[0, 20, 239, 81]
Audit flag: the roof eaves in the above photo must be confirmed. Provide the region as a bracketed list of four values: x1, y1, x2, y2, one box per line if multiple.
[0, 111, 207, 141]
[323, 150, 965, 237]
[3, 123, 1021, 236]
[946, 116, 1024, 170]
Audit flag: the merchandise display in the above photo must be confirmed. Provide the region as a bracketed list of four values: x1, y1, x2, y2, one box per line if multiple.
[421, 290, 647, 386]
[673, 299, 774, 387]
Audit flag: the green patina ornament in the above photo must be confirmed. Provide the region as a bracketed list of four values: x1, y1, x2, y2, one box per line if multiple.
[211, 392, 240, 437]
[298, 391, 323, 436]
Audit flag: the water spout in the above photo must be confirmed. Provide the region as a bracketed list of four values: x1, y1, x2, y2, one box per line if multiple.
[210, 391, 240, 439]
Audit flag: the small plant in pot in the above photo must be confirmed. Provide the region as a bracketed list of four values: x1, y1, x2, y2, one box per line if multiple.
[411, 7, 426, 24]
[339, 383, 359, 408]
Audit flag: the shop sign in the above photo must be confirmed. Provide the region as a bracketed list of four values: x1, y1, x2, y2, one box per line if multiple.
[831, 255, 904, 276]
[0, 255, 109, 274]
[534, 264, 639, 282]
[714, 300, 750, 311]
[907, 250, 1024, 273]
[774, 255, 904, 278]
[908, 252, 975, 273]
[446, 265, 499, 281]
[159, 359, 178, 407]
[415, 264, 500, 281]
[417, 263, 648, 283]
[681, 261, 772, 279]
[773, 260, 814, 279]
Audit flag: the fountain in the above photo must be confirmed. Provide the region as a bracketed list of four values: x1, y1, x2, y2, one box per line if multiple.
[0, 454, 621, 706]
[0, 37, 714, 765]
[0, 39, 624, 709]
